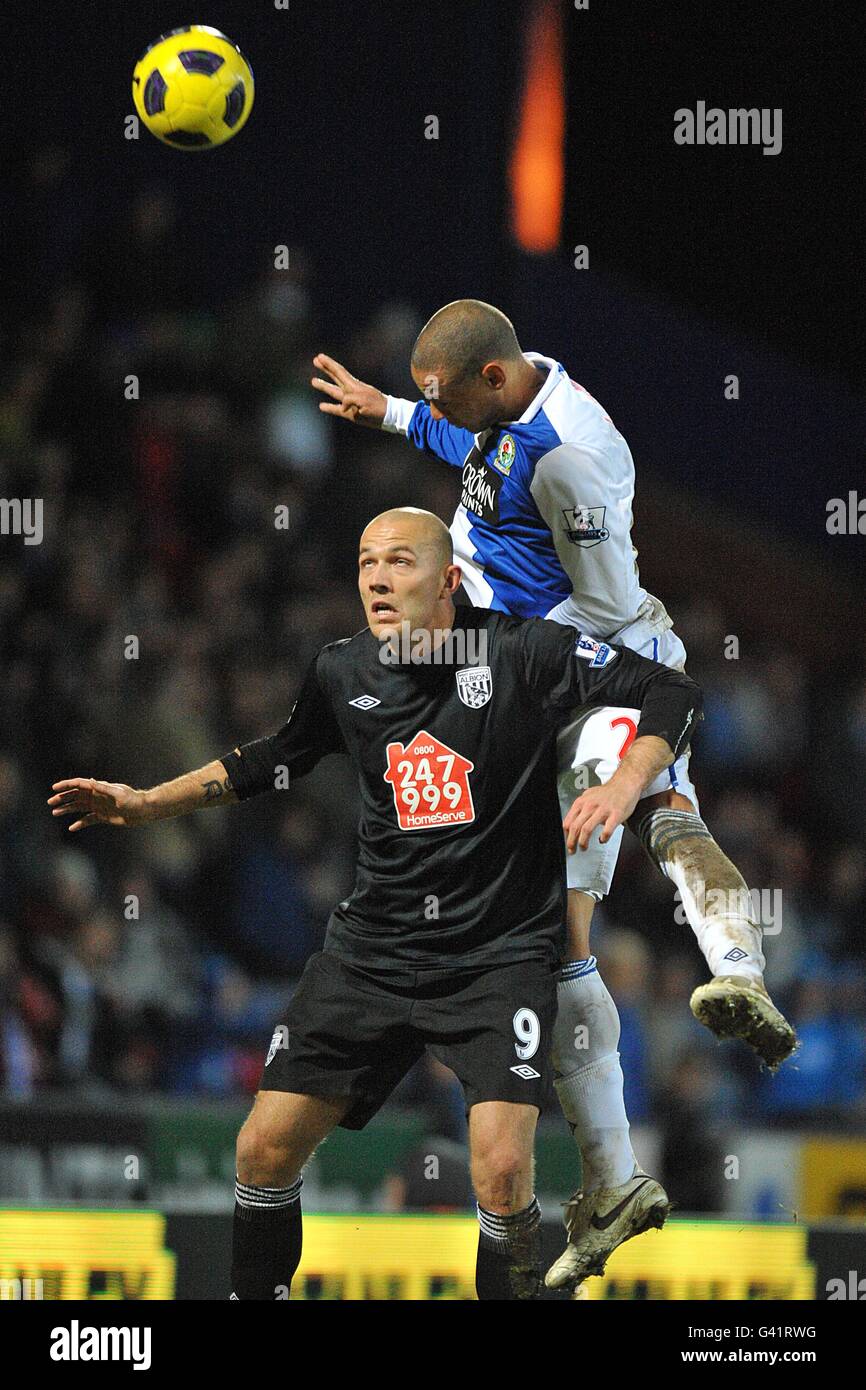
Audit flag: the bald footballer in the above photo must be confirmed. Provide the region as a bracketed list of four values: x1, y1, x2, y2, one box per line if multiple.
[49, 508, 700, 1301]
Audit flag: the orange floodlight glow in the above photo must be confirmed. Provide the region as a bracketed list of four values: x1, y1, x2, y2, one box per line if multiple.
[509, 0, 565, 254]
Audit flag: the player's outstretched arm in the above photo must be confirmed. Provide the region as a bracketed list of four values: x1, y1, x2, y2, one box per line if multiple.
[311, 354, 387, 428]
[311, 352, 475, 467]
[48, 757, 238, 832]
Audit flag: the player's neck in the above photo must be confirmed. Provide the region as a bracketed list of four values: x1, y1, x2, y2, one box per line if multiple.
[429, 596, 457, 639]
[502, 358, 547, 422]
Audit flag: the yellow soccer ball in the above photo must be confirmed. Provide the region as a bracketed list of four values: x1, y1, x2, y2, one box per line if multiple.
[132, 25, 254, 150]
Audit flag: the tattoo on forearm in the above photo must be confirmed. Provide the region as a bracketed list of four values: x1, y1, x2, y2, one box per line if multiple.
[201, 777, 232, 802]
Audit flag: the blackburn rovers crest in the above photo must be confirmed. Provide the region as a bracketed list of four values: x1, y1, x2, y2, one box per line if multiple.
[492, 433, 516, 475]
[456, 665, 493, 709]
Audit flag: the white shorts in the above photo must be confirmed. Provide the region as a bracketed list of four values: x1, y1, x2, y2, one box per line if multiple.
[554, 626, 699, 897]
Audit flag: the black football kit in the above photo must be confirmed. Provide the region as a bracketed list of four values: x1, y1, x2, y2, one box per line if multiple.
[222, 606, 700, 1126]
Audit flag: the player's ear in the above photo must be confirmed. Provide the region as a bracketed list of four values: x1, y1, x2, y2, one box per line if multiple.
[443, 564, 462, 596]
[482, 361, 506, 390]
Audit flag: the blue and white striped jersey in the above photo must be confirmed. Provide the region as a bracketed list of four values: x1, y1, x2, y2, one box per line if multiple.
[384, 352, 672, 646]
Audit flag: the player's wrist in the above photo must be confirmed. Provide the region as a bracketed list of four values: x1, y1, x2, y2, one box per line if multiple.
[139, 787, 164, 821]
[382, 395, 415, 434]
[607, 765, 646, 801]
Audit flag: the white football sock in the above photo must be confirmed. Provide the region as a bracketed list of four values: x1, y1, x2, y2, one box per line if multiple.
[637, 809, 765, 983]
[552, 958, 638, 1192]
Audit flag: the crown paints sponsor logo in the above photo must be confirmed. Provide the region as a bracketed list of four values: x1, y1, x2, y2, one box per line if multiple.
[460, 453, 503, 522]
[674, 102, 782, 156]
[50, 1321, 152, 1370]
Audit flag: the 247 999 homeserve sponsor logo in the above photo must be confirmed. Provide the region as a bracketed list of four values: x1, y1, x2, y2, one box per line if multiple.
[384, 732, 475, 830]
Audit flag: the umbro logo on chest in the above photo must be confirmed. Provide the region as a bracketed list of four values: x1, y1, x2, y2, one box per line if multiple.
[348, 695, 380, 710]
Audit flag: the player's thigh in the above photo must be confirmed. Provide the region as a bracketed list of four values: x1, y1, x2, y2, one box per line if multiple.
[556, 705, 638, 895]
[426, 959, 556, 1116]
[556, 702, 643, 795]
[261, 950, 422, 1133]
[237, 1089, 349, 1184]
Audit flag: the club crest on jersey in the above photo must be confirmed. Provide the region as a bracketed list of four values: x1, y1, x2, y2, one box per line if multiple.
[563, 504, 610, 547]
[575, 636, 617, 668]
[456, 665, 492, 708]
[492, 433, 516, 475]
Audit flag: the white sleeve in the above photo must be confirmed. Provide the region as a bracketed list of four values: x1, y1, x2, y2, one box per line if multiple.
[382, 395, 418, 435]
[529, 442, 638, 637]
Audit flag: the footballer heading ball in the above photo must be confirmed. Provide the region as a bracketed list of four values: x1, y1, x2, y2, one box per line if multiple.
[132, 25, 254, 149]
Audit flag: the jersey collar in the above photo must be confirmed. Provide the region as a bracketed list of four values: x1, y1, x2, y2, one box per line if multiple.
[509, 352, 562, 425]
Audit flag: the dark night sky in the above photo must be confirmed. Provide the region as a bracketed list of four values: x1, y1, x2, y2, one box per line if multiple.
[3, 1, 862, 553]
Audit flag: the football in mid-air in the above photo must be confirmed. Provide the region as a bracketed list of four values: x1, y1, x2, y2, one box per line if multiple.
[132, 25, 254, 149]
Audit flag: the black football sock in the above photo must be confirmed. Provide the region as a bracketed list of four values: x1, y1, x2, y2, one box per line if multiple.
[230, 1176, 303, 1300]
[475, 1197, 543, 1300]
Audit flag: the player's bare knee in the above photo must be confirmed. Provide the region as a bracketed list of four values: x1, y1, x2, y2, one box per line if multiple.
[236, 1120, 298, 1188]
[474, 1166, 530, 1214]
[472, 1146, 531, 1213]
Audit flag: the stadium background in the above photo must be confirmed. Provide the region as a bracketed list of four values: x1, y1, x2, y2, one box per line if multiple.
[1, 1, 863, 1298]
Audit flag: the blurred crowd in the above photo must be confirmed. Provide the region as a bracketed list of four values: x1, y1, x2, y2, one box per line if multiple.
[2, 161, 865, 1186]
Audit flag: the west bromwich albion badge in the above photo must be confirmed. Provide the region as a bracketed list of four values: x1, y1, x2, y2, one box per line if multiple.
[456, 666, 493, 708]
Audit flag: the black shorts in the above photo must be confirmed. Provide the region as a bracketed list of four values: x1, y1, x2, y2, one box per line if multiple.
[260, 950, 557, 1129]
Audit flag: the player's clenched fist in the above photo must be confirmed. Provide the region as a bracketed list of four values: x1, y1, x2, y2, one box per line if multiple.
[311, 353, 387, 427]
[47, 778, 150, 832]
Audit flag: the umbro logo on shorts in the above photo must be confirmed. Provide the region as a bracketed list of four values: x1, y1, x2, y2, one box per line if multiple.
[510, 1063, 541, 1080]
[349, 695, 381, 710]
